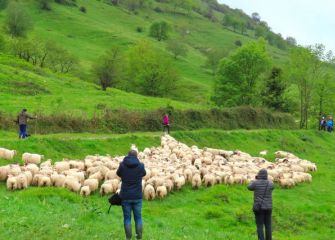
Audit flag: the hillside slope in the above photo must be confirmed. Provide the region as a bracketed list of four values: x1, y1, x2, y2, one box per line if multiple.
[0, 0, 289, 104]
[0, 129, 334, 239]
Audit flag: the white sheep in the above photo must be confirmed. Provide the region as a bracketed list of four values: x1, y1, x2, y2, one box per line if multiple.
[64, 176, 81, 192]
[80, 186, 91, 196]
[83, 178, 99, 192]
[156, 186, 167, 199]
[191, 174, 201, 189]
[0, 148, 17, 160]
[144, 184, 155, 200]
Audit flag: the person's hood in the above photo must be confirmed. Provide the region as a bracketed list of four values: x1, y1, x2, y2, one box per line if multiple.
[123, 155, 140, 168]
[257, 169, 268, 180]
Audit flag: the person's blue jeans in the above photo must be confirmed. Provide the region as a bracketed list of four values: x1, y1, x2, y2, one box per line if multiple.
[122, 199, 143, 226]
[19, 124, 27, 139]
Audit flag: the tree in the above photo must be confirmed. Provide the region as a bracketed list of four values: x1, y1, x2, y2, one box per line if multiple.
[93, 47, 123, 91]
[286, 36, 297, 46]
[166, 39, 188, 59]
[251, 12, 261, 22]
[127, 41, 178, 96]
[149, 21, 169, 41]
[205, 48, 228, 75]
[5, 2, 33, 37]
[0, 34, 5, 52]
[0, 0, 8, 10]
[262, 67, 287, 111]
[213, 39, 270, 106]
[255, 25, 266, 38]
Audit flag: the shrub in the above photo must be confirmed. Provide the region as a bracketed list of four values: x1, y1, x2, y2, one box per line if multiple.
[235, 40, 242, 47]
[79, 6, 86, 13]
[136, 26, 143, 33]
[154, 7, 163, 13]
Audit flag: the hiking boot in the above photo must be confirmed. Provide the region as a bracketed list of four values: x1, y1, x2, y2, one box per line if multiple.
[135, 224, 143, 240]
[124, 224, 132, 240]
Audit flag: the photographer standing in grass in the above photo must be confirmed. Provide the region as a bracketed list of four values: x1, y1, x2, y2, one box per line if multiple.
[117, 150, 146, 240]
[248, 169, 274, 240]
[16, 109, 35, 139]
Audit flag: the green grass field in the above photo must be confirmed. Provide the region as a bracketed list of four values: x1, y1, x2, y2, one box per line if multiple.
[0, 129, 334, 240]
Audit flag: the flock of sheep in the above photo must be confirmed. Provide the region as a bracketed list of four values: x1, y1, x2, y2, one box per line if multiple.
[0, 135, 317, 200]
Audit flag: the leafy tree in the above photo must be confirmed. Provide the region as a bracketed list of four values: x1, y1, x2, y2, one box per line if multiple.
[166, 39, 188, 59]
[149, 21, 169, 41]
[262, 67, 287, 111]
[251, 12, 261, 22]
[127, 41, 178, 96]
[213, 39, 270, 106]
[254, 25, 266, 38]
[5, 2, 33, 37]
[205, 48, 228, 76]
[0, 0, 8, 10]
[93, 47, 123, 91]
[286, 36, 297, 46]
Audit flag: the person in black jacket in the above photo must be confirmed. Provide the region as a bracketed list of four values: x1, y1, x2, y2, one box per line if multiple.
[117, 150, 146, 240]
[248, 169, 274, 240]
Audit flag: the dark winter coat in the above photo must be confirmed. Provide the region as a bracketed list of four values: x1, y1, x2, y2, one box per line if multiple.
[117, 155, 146, 200]
[247, 169, 274, 210]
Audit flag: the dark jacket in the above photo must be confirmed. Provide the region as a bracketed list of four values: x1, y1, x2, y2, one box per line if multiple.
[248, 169, 274, 210]
[117, 155, 146, 200]
[17, 111, 34, 125]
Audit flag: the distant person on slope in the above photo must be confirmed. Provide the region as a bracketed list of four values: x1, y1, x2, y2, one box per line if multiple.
[162, 113, 170, 134]
[248, 169, 274, 240]
[16, 109, 35, 139]
[117, 150, 146, 240]
[320, 117, 326, 131]
[326, 116, 333, 132]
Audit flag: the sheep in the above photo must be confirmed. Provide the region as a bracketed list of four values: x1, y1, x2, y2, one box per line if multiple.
[183, 168, 193, 183]
[100, 181, 114, 196]
[0, 148, 17, 160]
[144, 184, 155, 200]
[51, 173, 66, 187]
[26, 164, 39, 176]
[80, 186, 91, 196]
[40, 160, 52, 168]
[203, 174, 215, 187]
[54, 161, 70, 173]
[22, 153, 44, 165]
[105, 170, 118, 181]
[89, 171, 103, 182]
[165, 179, 174, 192]
[175, 176, 185, 190]
[64, 176, 81, 192]
[156, 186, 167, 199]
[191, 174, 201, 189]
[83, 178, 99, 192]
[38, 176, 51, 187]
[7, 176, 17, 190]
[0, 166, 10, 181]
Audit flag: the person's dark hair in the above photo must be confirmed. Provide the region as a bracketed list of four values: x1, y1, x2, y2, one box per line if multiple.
[128, 150, 138, 157]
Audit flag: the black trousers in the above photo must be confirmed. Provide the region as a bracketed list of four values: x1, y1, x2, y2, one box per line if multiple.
[163, 124, 170, 134]
[254, 209, 272, 240]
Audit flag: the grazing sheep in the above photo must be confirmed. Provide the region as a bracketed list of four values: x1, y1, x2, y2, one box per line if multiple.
[26, 164, 39, 176]
[83, 178, 99, 192]
[55, 161, 70, 173]
[175, 176, 185, 190]
[0, 148, 17, 160]
[192, 174, 201, 189]
[144, 184, 155, 200]
[51, 173, 66, 187]
[22, 153, 44, 165]
[64, 177, 81, 193]
[7, 176, 17, 190]
[100, 181, 114, 196]
[38, 176, 51, 187]
[0, 166, 10, 181]
[203, 174, 215, 187]
[80, 186, 91, 196]
[156, 186, 167, 199]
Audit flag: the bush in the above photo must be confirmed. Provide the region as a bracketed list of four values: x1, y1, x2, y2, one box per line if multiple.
[0, 107, 296, 134]
[154, 7, 163, 13]
[79, 6, 86, 13]
[136, 26, 143, 33]
[235, 40, 242, 47]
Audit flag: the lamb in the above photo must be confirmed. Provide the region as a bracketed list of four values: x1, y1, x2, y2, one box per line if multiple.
[22, 153, 44, 165]
[80, 186, 91, 196]
[16, 174, 28, 189]
[156, 186, 167, 199]
[191, 174, 201, 189]
[0, 148, 17, 160]
[144, 184, 155, 200]
[83, 178, 99, 192]
[38, 176, 52, 187]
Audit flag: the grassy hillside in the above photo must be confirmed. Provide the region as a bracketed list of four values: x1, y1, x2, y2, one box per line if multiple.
[0, 0, 289, 104]
[0, 53, 205, 115]
[0, 129, 334, 239]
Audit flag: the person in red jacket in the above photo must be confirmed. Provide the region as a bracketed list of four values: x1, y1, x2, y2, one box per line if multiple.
[162, 113, 170, 134]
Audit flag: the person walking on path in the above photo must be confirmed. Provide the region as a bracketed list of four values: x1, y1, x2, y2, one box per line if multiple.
[117, 150, 146, 240]
[16, 109, 35, 139]
[248, 169, 274, 240]
[162, 113, 170, 134]
[326, 117, 333, 132]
